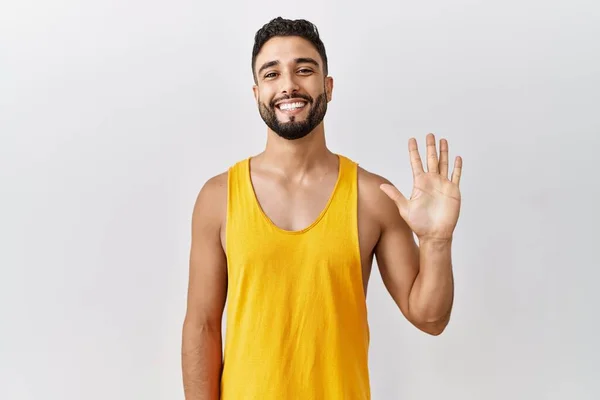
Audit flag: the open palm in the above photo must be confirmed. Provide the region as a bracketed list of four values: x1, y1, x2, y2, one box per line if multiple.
[380, 133, 463, 241]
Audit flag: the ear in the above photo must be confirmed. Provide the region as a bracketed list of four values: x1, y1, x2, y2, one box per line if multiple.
[325, 76, 334, 102]
[252, 85, 259, 103]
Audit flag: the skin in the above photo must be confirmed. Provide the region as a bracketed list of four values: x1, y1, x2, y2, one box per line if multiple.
[181, 36, 463, 399]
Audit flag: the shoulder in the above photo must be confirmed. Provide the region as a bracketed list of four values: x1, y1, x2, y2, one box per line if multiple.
[340, 154, 393, 189]
[356, 164, 394, 192]
[192, 170, 229, 230]
[194, 155, 248, 209]
[201, 171, 228, 196]
[356, 164, 405, 229]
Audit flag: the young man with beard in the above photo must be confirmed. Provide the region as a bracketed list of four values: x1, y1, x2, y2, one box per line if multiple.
[181, 17, 463, 400]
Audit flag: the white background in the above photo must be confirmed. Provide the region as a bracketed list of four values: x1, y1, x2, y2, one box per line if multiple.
[1, 0, 599, 399]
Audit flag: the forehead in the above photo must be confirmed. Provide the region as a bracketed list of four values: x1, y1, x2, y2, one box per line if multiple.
[255, 36, 322, 67]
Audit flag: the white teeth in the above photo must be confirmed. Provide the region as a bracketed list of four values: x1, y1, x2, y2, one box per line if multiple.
[279, 102, 306, 111]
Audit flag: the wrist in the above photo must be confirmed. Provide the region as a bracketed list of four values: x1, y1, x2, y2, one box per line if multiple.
[418, 235, 453, 249]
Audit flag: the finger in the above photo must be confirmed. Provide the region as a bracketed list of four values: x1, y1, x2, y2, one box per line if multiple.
[439, 138, 449, 179]
[380, 183, 408, 218]
[408, 138, 425, 178]
[426, 133, 439, 173]
[451, 156, 463, 186]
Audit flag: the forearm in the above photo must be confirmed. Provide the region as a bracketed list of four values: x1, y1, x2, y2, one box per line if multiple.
[182, 321, 222, 400]
[408, 238, 454, 334]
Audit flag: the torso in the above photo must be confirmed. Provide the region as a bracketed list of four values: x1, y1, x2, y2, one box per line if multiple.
[217, 153, 384, 296]
[218, 152, 379, 399]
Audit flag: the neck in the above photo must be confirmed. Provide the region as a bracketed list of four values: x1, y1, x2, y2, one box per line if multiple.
[257, 123, 335, 175]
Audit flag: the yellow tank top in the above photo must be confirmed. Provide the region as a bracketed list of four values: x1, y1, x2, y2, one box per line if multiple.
[221, 154, 371, 399]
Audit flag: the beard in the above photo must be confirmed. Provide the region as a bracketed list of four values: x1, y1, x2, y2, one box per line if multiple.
[258, 90, 328, 140]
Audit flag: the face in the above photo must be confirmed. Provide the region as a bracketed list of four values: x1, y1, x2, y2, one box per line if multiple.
[253, 36, 333, 140]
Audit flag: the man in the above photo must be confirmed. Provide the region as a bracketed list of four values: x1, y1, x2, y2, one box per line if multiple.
[181, 17, 463, 400]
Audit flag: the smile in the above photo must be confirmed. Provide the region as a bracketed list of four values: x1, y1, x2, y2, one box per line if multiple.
[276, 102, 307, 111]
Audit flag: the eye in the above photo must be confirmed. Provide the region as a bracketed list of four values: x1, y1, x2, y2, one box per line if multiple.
[264, 72, 278, 79]
[298, 68, 313, 74]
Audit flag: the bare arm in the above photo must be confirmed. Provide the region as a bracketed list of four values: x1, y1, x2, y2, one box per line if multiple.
[182, 174, 228, 399]
[408, 237, 453, 333]
[366, 172, 454, 335]
[375, 135, 462, 335]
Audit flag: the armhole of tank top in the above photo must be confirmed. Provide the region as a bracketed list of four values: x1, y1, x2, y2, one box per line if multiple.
[352, 160, 366, 294]
[224, 164, 234, 261]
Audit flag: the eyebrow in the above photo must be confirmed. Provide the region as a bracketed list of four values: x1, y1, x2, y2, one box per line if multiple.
[257, 57, 320, 76]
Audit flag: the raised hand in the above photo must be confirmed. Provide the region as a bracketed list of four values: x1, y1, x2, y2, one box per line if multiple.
[380, 133, 463, 241]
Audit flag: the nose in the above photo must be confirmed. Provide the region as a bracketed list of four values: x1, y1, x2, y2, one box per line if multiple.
[279, 72, 300, 95]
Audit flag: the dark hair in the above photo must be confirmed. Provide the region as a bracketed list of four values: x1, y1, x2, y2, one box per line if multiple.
[251, 17, 328, 83]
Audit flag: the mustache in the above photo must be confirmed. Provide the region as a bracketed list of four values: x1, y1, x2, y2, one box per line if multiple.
[270, 94, 313, 108]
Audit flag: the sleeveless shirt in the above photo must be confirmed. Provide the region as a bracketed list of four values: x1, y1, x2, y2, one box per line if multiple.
[221, 154, 371, 399]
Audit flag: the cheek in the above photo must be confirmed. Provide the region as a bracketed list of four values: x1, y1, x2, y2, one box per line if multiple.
[311, 81, 327, 96]
[259, 91, 275, 107]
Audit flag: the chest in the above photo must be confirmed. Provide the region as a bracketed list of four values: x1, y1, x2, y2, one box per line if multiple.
[251, 170, 339, 233]
[224, 174, 381, 295]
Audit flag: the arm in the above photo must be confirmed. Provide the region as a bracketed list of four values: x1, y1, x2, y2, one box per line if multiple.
[376, 134, 462, 336]
[374, 201, 454, 335]
[182, 174, 228, 399]
[409, 237, 454, 333]
[366, 172, 454, 336]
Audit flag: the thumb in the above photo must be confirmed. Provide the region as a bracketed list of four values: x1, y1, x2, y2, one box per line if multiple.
[380, 183, 408, 217]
